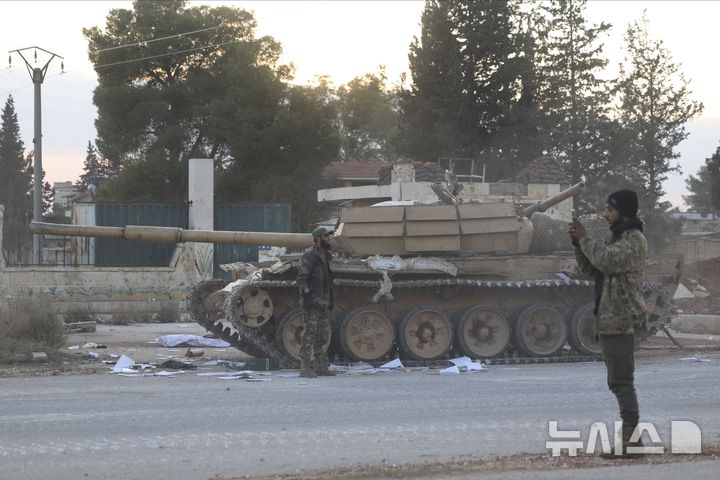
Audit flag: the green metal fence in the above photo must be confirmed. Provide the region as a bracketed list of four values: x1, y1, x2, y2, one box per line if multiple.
[94, 203, 292, 278]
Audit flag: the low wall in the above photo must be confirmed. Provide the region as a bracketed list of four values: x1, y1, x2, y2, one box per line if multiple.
[662, 238, 720, 262]
[0, 244, 208, 317]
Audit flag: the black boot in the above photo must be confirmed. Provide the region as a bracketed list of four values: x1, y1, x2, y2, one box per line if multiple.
[313, 353, 336, 376]
[600, 424, 645, 459]
[299, 358, 317, 378]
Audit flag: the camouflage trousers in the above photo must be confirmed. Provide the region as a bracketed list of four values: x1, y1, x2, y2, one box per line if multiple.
[600, 334, 640, 427]
[299, 305, 331, 362]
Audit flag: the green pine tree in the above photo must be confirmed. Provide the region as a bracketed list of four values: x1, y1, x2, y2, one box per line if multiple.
[615, 12, 703, 251]
[0, 96, 33, 265]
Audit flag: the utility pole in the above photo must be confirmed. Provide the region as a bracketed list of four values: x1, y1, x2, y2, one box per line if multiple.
[8, 46, 63, 265]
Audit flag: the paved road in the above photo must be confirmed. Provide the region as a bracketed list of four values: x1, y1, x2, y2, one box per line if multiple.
[0, 354, 718, 480]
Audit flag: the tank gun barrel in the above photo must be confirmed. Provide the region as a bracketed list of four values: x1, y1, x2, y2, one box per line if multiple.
[29, 222, 313, 249]
[521, 182, 585, 217]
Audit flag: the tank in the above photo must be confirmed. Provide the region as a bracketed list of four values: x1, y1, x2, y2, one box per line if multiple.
[30, 182, 681, 367]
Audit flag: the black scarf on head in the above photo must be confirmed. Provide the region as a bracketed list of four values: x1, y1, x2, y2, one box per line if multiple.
[593, 217, 644, 315]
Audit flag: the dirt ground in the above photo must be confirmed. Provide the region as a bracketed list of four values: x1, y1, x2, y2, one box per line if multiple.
[675, 257, 720, 315]
[0, 322, 251, 377]
[224, 445, 720, 480]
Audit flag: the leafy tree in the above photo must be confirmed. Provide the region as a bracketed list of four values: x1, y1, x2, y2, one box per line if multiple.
[0, 96, 33, 265]
[683, 164, 714, 215]
[337, 70, 399, 163]
[43, 204, 73, 225]
[399, 0, 468, 164]
[616, 13, 703, 211]
[614, 13, 703, 251]
[77, 141, 117, 190]
[400, 0, 545, 179]
[84, 0, 291, 202]
[535, 0, 612, 208]
[217, 82, 340, 231]
[704, 143, 720, 215]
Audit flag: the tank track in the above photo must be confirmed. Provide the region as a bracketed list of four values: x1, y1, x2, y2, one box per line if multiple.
[189, 276, 675, 366]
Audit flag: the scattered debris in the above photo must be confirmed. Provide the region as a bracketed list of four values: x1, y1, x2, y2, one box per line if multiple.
[680, 352, 711, 363]
[64, 321, 97, 333]
[31, 352, 48, 363]
[184, 347, 205, 358]
[158, 359, 197, 370]
[450, 356, 487, 372]
[439, 365, 460, 375]
[111, 355, 135, 373]
[151, 334, 231, 348]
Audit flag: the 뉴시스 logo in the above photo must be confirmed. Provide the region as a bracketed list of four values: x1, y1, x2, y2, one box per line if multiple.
[546, 420, 702, 456]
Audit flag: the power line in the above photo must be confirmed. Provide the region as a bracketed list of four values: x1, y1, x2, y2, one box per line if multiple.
[0, 39, 240, 96]
[92, 25, 225, 53]
[93, 39, 240, 69]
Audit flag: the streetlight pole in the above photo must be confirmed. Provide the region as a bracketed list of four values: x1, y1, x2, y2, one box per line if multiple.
[9, 46, 63, 265]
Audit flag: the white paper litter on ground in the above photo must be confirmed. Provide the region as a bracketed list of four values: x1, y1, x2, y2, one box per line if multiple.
[151, 334, 231, 348]
[111, 355, 135, 373]
[330, 363, 374, 372]
[450, 356, 486, 372]
[277, 372, 300, 378]
[440, 365, 460, 375]
[379, 358, 404, 369]
[151, 371, 184, 376]
[680, 353, 711, 362]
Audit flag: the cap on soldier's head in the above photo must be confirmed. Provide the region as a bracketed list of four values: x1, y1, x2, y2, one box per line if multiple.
[607, 189, 638, 218]
[311, 226, 334, 237]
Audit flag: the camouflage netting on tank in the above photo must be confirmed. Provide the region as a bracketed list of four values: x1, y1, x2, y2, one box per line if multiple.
[530, 213, 573, 253]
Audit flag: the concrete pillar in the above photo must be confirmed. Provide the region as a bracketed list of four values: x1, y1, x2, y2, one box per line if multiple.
[188, 159, 214, 279]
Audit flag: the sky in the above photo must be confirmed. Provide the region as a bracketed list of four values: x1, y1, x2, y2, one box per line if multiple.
[1, 1, 719, 210]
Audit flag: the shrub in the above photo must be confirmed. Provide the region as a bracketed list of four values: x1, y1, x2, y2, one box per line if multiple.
[152, 301, 180, 323]
[63, 304, 99, 324]
[0, 297, 67, 361]
[110, 308, 151, 326]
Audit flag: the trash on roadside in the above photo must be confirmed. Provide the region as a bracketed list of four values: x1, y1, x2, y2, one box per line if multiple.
[680, 352, 711, 363]
[81, 342, 107, 349]
[151, 334, 231, 348]
[450, 355, 486, 372]
[379, 358, 404, 369]
[158, 359, 197, 370]
[111, 355, 135, 373]
[64, 321, 97, 333]
[184, 347, 205, 358]
[439, 365, 460, 375]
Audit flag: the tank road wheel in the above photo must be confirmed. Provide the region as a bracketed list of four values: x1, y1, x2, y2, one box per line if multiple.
[455, 306, 511, 358]
[399, 307, 454, 361]
[274, 308, 331, 361]
[338, 306, 395, 362]
[513, 304, 568, 357]
[568, 303, 601, 356]
[235, 288, 273, 328]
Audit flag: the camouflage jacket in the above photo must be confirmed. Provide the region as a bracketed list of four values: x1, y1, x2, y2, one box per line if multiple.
[574, 228, 647, 335]
[295, 246, 334, 309]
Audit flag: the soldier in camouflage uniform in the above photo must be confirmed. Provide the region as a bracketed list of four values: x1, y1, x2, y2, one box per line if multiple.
[569, 189, 647, 458]
[295, 226, 336, 378]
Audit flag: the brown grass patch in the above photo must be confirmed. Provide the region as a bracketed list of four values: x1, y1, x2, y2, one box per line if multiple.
[0, 297, 67, 362]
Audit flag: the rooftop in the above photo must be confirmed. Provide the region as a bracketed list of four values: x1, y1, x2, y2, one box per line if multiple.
[322, 162, 387, 180]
